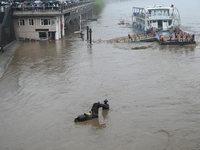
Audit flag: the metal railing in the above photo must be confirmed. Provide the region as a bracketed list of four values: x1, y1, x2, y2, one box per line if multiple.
[0, 5, 10, 12]
[9, 0, 94, 12]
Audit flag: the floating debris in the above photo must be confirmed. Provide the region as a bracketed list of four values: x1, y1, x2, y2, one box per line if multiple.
[131, 46, 150, 50]
[108, 33, 156, 43]
[118, 19, 125, 25]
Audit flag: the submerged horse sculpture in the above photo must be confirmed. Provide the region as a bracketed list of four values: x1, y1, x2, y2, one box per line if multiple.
[74, 99, 109, 122]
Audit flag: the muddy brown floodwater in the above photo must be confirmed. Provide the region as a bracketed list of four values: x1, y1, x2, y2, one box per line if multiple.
[0, 0, 200, 150]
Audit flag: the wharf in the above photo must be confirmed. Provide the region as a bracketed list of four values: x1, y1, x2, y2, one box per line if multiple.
[110, 32, 196, 46]
[110, 33, 157, 43]
[156, 30, 196, 46]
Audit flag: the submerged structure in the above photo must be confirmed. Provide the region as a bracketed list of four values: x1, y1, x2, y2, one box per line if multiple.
[74, 99, 109, 122]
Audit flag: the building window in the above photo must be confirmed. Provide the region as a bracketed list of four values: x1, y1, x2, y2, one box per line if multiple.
[41, 19, 51, 26]
[39, 32, 47, 40]
[28, 19, 34, 26]
[19, 19, 25, 26]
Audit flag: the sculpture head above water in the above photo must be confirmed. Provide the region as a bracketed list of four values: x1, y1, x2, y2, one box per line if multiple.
[74, 99, 109, 122]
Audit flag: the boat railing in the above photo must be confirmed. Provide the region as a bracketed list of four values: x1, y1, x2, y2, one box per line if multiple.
[148, 15, 172, 20]
[133, 12, 145, 19]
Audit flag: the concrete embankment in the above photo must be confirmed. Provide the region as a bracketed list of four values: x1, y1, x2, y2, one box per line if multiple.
[0, 40, 21, 78]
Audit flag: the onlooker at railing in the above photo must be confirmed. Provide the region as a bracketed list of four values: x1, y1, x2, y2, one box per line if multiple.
[11, 0, 90, 11]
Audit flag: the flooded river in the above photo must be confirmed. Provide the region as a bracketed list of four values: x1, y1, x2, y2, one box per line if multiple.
[0, 0, 200, 150]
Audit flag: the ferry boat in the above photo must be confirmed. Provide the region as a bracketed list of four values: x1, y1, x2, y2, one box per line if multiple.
[132, 4, 181, 34]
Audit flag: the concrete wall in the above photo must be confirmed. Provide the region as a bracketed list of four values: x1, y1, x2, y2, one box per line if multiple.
[0, 7, 16, 47]
[0, 12, 4, 23]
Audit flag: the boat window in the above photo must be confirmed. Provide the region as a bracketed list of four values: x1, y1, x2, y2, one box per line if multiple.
[169, 20, 172, 25]
[162, 10, 165, 16]
[163, 10, 166, 16]
[158, 10, 161, 16]
[166, 10, 169, 16]
[154, 11, 156, 16]
[149, 10, 151, 14]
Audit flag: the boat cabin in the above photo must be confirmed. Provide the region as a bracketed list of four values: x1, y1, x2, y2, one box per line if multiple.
[132, 5, 181, 33]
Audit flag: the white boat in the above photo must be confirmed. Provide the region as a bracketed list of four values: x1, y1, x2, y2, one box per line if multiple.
[132, 4, 181, 34]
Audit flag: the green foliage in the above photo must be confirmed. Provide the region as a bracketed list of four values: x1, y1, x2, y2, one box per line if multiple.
[93, 0, 106, 14]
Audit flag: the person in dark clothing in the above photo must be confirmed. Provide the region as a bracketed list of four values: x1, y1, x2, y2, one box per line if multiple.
[191, 34, 195, 42]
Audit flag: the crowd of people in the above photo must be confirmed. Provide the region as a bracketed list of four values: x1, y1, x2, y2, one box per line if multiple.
[159, 32, 195, 42]
[126, 28, 195, 43]
[0, 0, 84, 11]
[159, 28, 195, 42]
